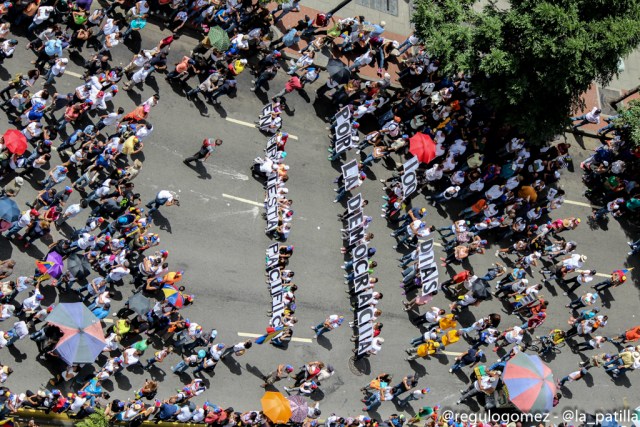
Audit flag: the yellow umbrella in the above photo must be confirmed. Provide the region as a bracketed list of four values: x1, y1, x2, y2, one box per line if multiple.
[261, 392, 292, 424]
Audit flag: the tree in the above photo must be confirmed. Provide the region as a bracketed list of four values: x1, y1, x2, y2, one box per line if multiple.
[75, 409, 110, 427]
[612, 99, 640, 147]
[412, 0, 640, 142]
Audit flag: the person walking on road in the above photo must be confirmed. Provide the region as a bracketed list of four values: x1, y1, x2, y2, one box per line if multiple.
[311, 315, 344, 339]
[146, 190, 179, 215]
[183, 138, 222, 165]
[261, 363, 294, 388]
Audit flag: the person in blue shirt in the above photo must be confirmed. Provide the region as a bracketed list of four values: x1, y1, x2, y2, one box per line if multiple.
[92, 303, 111, 320]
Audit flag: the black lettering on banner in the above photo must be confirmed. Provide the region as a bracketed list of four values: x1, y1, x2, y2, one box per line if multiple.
[348, 212, 364, 233]
[351, 243, 368, 261]
[357, 306, 373, 356]
[341, 159, 359, 191]
[265, 142, 278, 160]
[417, 238, 439, 296]
[262, 103, 273, 117]
[353, 273, 370, 294]
[266, 243, 279, 270]
[346, 193, 363, 214]
[265, 175, 279, 231]
[357, 291, 373, 309]
[401, 156, 420, 198]
[349, 226, 365, 247]
[352, 258, 369, 277]
[267, 249, 285, 327]
[334, 105, 351, 123]
[334, 106, 352, 154]
[334, 135, 352, 154]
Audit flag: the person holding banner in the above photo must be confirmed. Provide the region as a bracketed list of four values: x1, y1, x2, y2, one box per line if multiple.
[334, 171, 365, 203]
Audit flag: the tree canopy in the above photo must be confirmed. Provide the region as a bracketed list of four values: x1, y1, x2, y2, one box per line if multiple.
[412, 0, 640, 142]
[613, 99, 640, 147]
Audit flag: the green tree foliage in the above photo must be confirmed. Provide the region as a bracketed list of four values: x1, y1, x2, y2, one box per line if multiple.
[75, 409, 110, 427]
[412, 0, 640, 142]
[613, 99, 640, 147]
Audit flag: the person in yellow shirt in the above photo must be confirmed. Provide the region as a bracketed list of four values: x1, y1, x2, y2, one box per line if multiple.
[441, 329, 461, 346]
[405, 340, 441, 361]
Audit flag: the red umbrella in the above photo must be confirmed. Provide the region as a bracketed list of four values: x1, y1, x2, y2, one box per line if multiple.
[3, 129, 28, 155]
[409, 132, 436, 164]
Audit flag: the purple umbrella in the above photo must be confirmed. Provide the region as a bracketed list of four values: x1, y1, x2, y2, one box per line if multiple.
[35, 251, 64, 280]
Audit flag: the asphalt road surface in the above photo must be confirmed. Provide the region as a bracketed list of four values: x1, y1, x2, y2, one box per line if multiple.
[0, 17, 638, 420]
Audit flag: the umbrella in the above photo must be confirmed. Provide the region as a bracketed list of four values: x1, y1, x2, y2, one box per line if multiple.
[471, 278, 491, 300]
[261, 392, 291, 424]
[409, 133, 437, 164]
[207, 26, 230, 52]
[127, 293, 152, 316]
[0, 197, 20, 223]
[67, 253, 92, 280]
[287, 395, 308, 423]
[502, 352, 556, 413]
[3, 129, 28, 155]
[327, 58, 351, 84]
[162, 283, 185, 308]
[35, 251, 64, 281]
[46, 302, 106, 364]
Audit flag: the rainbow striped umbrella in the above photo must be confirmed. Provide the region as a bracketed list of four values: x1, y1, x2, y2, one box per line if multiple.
[162, 283, 185, 308]
[502, 352, 556, 413]
[46, 303, 106, 364]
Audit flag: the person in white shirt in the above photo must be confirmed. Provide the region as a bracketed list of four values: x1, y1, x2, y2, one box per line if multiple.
[563, 269, 596, 295]
[123, 64, 155, 91]
[571, 106, 601, 130]
[44, 58, 68, 85]
[28, 6, 54, 34]
[146, 190, 178, 214]
[424, 163, 444, 183]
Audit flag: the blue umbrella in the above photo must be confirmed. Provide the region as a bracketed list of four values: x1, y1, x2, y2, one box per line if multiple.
[0, 196, 20, 223]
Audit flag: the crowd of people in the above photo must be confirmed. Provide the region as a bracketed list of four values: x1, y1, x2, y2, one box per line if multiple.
[0, 0, 637, 422]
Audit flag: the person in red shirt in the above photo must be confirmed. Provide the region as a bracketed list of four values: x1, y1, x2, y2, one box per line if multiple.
[272, 76, 302, 100]
[440, 269, 472, 294]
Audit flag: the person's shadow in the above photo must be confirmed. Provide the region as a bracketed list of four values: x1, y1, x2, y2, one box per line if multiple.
[149, 210, 172, 234]
[183, 161, 212, 180]
[221, 356, 242, 375]
[244, 363, 266, 381]
[316, 334, 332, 350]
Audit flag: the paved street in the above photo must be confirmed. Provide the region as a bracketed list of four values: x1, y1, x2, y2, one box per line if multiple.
[0, 17, 639, 421]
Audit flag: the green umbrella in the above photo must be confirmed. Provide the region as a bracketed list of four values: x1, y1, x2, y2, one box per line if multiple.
[207, 26, 230, 52]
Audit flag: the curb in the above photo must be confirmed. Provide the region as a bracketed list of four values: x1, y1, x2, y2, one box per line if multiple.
[16, 409, 200, 427]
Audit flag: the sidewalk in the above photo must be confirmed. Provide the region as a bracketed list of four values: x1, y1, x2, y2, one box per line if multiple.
[268, 4, 408, 84]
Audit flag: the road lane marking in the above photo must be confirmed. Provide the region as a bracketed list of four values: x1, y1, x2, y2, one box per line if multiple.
[440, 350, 463, 356]
[238, 332, 313, 343]
[224, 117, 299, 140]
[222, 193, 263, 207]
[66, 70, 84, 78]
[564, 199, 601, 209]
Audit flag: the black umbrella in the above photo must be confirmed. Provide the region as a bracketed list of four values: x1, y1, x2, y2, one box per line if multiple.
[126, 293, 152, 316]
[66, 253, 92, 280]
[471, 278, 491, 300]
[327, 58, 352, 84]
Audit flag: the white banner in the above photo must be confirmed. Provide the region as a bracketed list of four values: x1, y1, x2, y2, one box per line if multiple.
[341, 159, 360, 192]
[333, 106, 352, 154]
[265, 174, 279, 231]
[417, 239, 439, 296]
[343, 194, 373, 356]
[401, 156, 420, 199]
[266, 243, 284, 327]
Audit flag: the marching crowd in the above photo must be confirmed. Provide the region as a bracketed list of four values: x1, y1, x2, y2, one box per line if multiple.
[0, 0, 637, 422]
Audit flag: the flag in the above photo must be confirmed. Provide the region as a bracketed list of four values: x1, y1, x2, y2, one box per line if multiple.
[255, 326, 286, 344]
[35, 260, 56, 283]
[0, 418, 15, 427]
